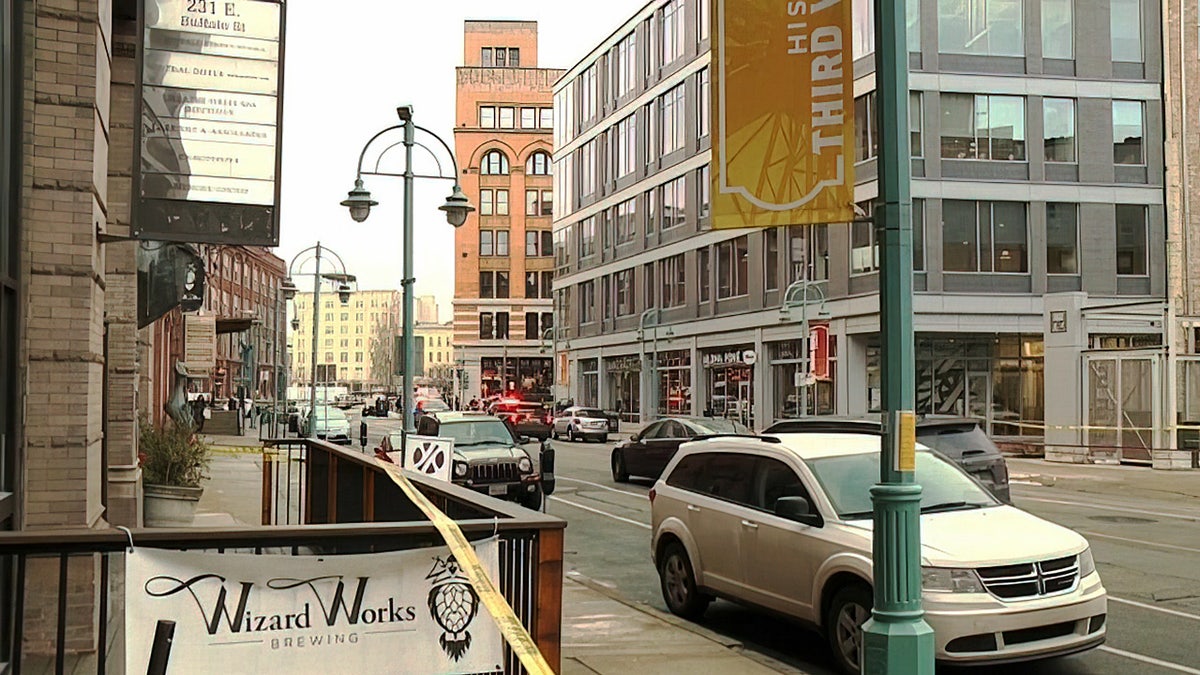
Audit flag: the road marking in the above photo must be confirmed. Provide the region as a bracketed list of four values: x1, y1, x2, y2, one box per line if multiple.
[558, 476, 649, 499]
[1109, 596, 1200, 622]
[1018, 496, 1200, 522]
[549, 496, 652, 530]
[1098, 646, 1200, 674]
[1081, 531, 1200, 555]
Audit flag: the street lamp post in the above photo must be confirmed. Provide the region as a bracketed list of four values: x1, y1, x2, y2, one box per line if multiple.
[341, 104, 473, 456]
[283, 243, 356, 438]
[862, 0, 935, 672]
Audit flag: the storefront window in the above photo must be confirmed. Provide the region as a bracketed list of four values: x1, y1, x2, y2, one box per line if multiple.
[606, 355, 641, 422]
[579, 358, 599, 406]
[771, 339, 836, 419]
[657, 350, 691, 416]
[701, 348, 753, 426]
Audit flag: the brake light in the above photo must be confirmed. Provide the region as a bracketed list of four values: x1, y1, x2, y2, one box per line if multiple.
[648, 487, 656, 504]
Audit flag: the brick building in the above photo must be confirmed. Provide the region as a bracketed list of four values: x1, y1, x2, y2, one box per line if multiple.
[452, 21, 564, 402]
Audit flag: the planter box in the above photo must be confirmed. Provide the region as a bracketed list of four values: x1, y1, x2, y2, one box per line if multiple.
[144, 484, 204, 527]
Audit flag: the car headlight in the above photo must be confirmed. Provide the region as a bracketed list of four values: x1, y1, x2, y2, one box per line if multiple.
[518, 457, 533, 473]
[921, 567, 985, 593]
[453, 461, 468, 478]
[1079, 548, 1096, 577]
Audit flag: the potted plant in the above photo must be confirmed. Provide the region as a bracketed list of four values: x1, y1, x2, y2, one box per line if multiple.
[139, 415, 211, 527]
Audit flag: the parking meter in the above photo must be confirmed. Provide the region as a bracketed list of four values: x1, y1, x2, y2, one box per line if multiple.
[359, 420, 368, 449]
[539, 440, 556, 497]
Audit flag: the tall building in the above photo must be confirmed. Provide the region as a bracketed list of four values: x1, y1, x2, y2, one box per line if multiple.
[416, 294, 440, 323]
[452, 20, 564, 402]
[553, 0, 1168, 444]
[291, 290, 400, 392]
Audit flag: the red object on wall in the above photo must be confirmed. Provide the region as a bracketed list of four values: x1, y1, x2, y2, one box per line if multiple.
[810, 324, 830, 380]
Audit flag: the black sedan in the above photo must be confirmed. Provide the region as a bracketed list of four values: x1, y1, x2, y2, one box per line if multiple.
[611, 416, 751, 482]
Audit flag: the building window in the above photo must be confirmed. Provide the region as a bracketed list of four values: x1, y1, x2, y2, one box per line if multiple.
[521, 107, 537, 129]
[644, 262, 656, 309]
[481, 47, 492, 66]
[480, 313, 494, 339]
[938, 0, 1024, 57]
[698, 164, 710, 222]
[699, 247, 711, 302]
[1115, 205, 1147, 276]
[525, 312, 541, 340]
[496, 272, 510, 299]
[615, 115, 636, 177]
[615, 32, 637, 97]
[1111, 0, 1142, 62]
[698, 0, 710, 40]
[480, 230, 494, 256]
[853, 0, 875, 58]
[496, 230, 510, 256]
[580, 280, 596, 323]
[660, 84, 686, 154]
[615, 269, 635, 316]
[913, 199, 926, 271]
[541, 230, 553, 257]
[661, 0, 685, 63]
[1043, 98, 1076, 163]
[855, 91, 879, 162]
[1042, 0, 1073, 59]
[698, 68, 710, 138]
[789, 224, 830, 281]
[942, 200, 1028, 273]
[717, 236, 750, 299]
[540, 107, 553, 129]
[508, 48, 520, 67]
[615, 198, 637, 244]
[525, 271, 539, 298]
[1113, 101, 1144, 165]
[1046, 203, 1079, 274]
[644, 102, 657, 169]
[660, 254, 686, 307]
[498, 107, 515, 129]
[909, 92, 923, 157]
[526, 151, 551, 176]
[526, 190, 552, 217]
[581, 64, 598, 121]
[850, 202, 878, 274]
[764, 229, 780, 290]
[940, 94, 1026, 161]
[495, 312, 510, 339]
[579, 139, 597, 195]
[479, 106, 496, 128]
[481, 150, 509, 175]
[661, 175, 686, 229]
[525, 230, 540, 257]
[541, 271, 554, 299]
[495, 190, 509, 215]
[579, 217, 597, 258]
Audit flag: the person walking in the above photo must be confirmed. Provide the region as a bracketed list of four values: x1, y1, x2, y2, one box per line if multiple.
[192, 395, 207, 433]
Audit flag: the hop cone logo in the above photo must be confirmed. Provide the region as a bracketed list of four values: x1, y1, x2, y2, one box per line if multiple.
[427, 555, 480, 661]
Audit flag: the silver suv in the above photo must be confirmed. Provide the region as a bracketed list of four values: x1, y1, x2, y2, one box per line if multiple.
[650, 432, 1105, 674]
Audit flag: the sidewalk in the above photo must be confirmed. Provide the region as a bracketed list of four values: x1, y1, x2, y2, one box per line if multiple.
[193, 447, 799, 674]
[1007, 456, 1200, 502]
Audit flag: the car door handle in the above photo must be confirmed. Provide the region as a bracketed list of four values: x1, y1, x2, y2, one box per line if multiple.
[740, 520, 759, 529]
[686, 504, 701, 513]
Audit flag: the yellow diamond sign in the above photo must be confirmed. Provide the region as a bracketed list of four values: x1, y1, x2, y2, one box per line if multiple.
[712, 0, 855, 229]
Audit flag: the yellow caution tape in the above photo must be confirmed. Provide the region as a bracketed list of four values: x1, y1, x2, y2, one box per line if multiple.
[379, 460, 554, 675]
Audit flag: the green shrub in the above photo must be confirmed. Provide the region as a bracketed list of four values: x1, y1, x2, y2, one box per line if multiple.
[139, 415, 210, 488]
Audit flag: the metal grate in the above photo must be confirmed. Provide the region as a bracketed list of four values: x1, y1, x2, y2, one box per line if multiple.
[977, 555, 1079, 600]
[471, 462, 520, 483]
[499, 534, 536, 675]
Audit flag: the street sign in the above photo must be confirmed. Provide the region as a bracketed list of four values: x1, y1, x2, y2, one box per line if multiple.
[810, 324, 831, 379]
[742, 350, 757, 366]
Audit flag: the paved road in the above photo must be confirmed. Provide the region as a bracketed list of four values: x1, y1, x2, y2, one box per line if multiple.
[540, 435, 1200, 675]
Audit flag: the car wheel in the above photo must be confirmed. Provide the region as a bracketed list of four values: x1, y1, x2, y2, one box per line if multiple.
[826, 583, 872, 675]
[568, 426, 577, 442]
[551, 428, 558, 440]
[599, 434, 608, 444]
[658, 542, 709, 620]
[611, 451, 629, 483]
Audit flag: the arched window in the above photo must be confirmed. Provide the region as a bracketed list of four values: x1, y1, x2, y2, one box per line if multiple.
[481, 150, 510, 175]
[526, 151, 551, 176]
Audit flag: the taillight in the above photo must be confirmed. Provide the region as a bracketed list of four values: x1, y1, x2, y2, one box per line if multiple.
[648, 487, 656, 504]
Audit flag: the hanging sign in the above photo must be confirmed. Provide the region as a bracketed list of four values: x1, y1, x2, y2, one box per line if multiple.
[135, 0, 285, 245]
[711, 0, 855, 228]
[125, 543, 503, 674]
[387, 435, 454, 483]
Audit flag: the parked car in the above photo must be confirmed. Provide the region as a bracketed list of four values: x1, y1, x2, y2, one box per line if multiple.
[760, 416, 1012, 503]
[383, 411, 551, 510]
[650, 432, 1106, 674]
[611, 417, 751, 482]
[415, 397, 451, 416]
[552, 406, 610, 443]
[303, 405, 351, 445]
[487, 399, 552, 441]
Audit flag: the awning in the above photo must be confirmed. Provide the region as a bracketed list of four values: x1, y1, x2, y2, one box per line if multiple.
[216, 317, 256, 334]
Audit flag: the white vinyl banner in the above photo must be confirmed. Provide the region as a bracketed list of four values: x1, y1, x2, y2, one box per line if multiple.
[125, 541, 503, 674]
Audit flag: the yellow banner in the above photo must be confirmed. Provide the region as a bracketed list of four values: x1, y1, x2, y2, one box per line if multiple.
[712, 0, 855, 228]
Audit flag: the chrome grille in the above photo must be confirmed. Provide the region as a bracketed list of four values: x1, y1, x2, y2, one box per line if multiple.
[977, 555, 1080, 600]
[470, 461, 519, 483]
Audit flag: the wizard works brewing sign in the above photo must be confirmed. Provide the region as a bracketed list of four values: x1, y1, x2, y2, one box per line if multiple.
[125, 542, 503, 674]
[135, 0, 284, 245]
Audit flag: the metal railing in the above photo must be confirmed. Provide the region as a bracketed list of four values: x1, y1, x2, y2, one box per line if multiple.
[0, 438, 565, 674]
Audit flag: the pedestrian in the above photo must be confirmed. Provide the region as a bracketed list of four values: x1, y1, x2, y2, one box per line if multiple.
[193, 395, 207, 433]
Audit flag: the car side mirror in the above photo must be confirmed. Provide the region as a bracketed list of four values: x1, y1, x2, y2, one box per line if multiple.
[630, 433, 639, 442]
[775, 496, 822, 527]
[540, 443, 556, 496]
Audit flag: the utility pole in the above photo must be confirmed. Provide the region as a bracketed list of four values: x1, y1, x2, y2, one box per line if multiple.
[861, 0, 935, 672]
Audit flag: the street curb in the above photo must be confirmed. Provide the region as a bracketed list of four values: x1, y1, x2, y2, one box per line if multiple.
[564, 571, 809, 674]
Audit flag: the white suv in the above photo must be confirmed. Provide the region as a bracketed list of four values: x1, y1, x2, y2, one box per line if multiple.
[649, 433, 1106, 674]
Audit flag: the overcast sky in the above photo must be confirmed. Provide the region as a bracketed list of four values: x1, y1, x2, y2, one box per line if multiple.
[277, 1, 644, 322]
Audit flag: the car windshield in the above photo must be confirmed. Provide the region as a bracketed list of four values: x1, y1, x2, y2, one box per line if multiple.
[692, 418, 750, 434]
[438, 419, 516, 446]
[805, 451, 998, 520]
[421, 399, 450, 411]
[577, 408, 606, 418]
[311, 407, 346, 422]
